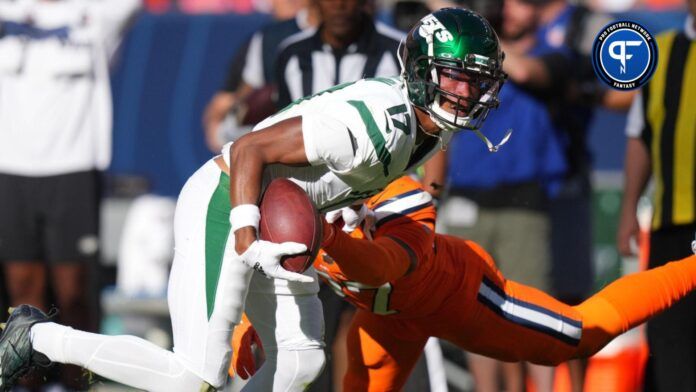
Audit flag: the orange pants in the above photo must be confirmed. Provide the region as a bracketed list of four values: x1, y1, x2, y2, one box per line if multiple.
[344, 238, 696, 391]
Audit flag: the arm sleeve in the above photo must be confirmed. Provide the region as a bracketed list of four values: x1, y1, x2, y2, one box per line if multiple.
[322, 204, 435, 287]
[322, 224, 413, 287]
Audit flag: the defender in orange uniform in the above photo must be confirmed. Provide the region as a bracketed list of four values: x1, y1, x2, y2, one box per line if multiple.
[236, 176, 696, 391]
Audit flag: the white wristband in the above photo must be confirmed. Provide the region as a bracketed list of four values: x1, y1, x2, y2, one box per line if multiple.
[229, 204, 261, 233]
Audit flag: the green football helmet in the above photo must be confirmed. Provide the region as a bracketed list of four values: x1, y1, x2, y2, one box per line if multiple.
[400, 7, 506, 134]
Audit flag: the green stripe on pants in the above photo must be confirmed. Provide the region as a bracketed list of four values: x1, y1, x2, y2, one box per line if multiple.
[205, 171, 231, 319]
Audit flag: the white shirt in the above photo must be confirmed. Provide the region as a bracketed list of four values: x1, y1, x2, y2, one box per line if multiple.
[625, 14, 695, 138]
[0, 0, 141, 176]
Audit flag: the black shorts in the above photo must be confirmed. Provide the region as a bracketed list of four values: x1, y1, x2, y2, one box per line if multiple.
[0, 171, 101, 263]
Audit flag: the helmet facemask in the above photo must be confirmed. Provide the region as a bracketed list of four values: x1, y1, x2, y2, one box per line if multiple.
[424, 59, 503, 132]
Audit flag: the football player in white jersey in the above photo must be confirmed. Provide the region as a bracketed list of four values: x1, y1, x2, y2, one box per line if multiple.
[0, 8, 506, 392]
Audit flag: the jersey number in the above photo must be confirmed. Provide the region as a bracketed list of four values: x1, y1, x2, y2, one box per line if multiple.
[371, 282, 398, 315]
[386, 104, 411, 136]
[317, 269, 398, 315]
[342, 278, 399, 315]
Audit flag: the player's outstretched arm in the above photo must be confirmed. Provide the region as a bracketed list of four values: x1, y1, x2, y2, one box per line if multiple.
[455, 239, 696, 366]
[574, 254, 696, 357]
[321, 218, 431, 287]
[320, 178, 437, 286]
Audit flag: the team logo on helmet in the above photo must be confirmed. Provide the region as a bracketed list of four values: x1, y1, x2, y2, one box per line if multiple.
[418, 14, 454, 43]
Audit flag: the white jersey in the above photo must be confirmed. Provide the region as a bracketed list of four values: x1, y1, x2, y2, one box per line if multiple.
[222, 76, 440, 295]
[223, 76, 437, 213]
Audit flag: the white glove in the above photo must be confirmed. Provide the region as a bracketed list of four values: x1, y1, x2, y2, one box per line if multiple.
[325, 205, 376, 239]
[236, 240, 314, 283]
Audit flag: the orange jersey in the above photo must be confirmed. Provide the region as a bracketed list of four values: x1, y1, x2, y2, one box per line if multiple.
[232, 177, 696, 391]
[314, 176, 452, 317]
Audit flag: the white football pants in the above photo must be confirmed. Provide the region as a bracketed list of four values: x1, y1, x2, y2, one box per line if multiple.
[30, 159, 324, 391]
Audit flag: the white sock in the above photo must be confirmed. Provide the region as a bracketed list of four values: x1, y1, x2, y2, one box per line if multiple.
[31, 322, 207, 392]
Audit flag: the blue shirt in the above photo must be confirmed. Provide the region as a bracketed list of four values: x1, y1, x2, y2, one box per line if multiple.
[446, 82, 567, 196]
[533, 5, 576, 58]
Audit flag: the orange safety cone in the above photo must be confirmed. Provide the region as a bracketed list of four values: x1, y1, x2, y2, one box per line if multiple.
[583, 328, 648, 392]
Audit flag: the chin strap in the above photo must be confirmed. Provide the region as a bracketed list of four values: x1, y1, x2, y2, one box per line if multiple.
[473, 128, 513, 153]
[420, 116, 512, 154]
[439, 140, 449, 152]
[418, 122, 452, 152]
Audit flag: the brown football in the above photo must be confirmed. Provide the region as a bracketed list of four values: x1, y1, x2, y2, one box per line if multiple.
[258, 179, 322, 273]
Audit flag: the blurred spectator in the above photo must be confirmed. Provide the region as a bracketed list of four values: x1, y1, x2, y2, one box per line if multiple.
[273, 1, 403, 390]
[389, 0, 503, 36]
[0, 0, 141, 389]
[643, 0, 686, 10]
[514, 0, 597, 311]
[502, 0, 674, 387]
[501, 1, 617, 389]
[178, 0, 254, 13]
[144, 0, 307, 15]
[617, 3, 696, 390]
[587, 0, 637, 13]
[202, 0, 318, 153]
[502, 0, 604, 307]
[116, 195, 176, 297]
[391, 0, 430, 31]
[438, 1, 567, 391]
[145, 0, 254, 14]
[145, 0, 172, 13]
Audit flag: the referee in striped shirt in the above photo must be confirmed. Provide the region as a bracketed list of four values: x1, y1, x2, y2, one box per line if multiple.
[618, 4, 696, 390]
[274, 0, 404, 109]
